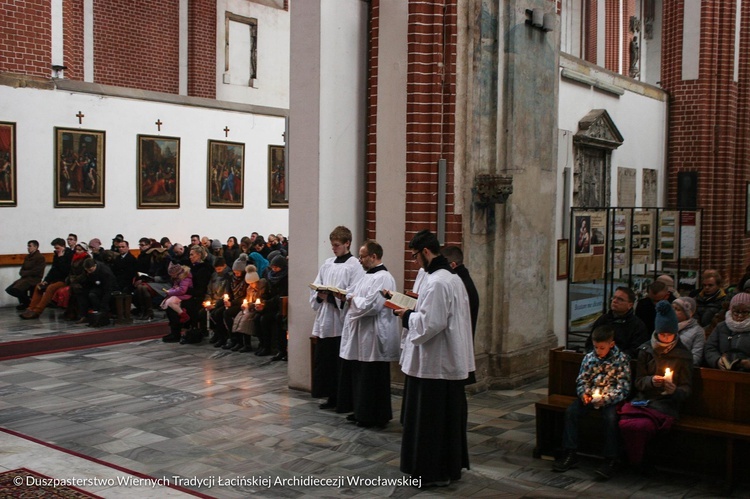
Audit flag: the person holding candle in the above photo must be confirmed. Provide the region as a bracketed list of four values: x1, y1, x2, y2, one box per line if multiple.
[618, 300, 693, 471]
[204, 257, 232, 343]
[220, 257, 250, 350]
[553, 325, 631, 479]
[229, 265, 263, 352]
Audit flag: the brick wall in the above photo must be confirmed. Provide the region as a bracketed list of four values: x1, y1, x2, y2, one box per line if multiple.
[403, 0, 459, 285]
[63, 0, 83, 81]
[0, 0, 52, 78]
[662, 0, 747, 282]
[365, 0, 380, 239]
[585, 0, 597, 64]
[188, 0, 216, 98]
[93, 1, 180, 93]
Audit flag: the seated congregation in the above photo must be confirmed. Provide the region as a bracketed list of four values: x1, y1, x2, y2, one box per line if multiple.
[4, 232, 290, 360]
[541, 270, 750, 485]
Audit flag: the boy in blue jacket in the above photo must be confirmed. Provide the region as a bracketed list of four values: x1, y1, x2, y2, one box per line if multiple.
[553, 324, 631, 480]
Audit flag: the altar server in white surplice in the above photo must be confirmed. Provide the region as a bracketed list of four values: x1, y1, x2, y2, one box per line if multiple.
[310, 225, 365, 411]
[338, 239, 400, 428]
[394, 229, 475, 488]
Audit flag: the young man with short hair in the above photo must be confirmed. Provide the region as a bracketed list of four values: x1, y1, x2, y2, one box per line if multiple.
[394, 229, 475, 487]
[310, 226, 365, 410]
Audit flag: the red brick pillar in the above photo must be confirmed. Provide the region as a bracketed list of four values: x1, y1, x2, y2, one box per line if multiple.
[662, 0, 746, 281]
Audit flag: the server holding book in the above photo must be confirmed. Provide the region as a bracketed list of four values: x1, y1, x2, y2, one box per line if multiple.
[309, 226, 365, 411]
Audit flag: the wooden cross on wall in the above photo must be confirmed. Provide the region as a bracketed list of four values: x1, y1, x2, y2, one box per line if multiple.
[155, 119, 163, 132]
[224, 126, 230, 137]
[76, 111, 84, 124]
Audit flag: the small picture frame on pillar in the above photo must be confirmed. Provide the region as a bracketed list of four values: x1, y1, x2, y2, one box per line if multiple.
[557, 239, 569, 280]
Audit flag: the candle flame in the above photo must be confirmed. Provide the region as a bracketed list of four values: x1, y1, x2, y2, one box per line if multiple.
[665, 368, 672, 377]
[242, 299, 248, 305]
[203, 300, 211, 307]
[255, 298, 261, 305]
[223, 294, 229, 301]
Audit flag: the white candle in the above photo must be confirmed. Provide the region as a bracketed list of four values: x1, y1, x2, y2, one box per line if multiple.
[223, 294, 229, 301]
[242, 299, 248, 306]
[664, 368, 673, 384]
[255, 298, 261, 305]
[592, 388, 602, 402]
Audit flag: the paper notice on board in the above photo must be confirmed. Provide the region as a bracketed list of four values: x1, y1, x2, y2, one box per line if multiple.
[680, 211, 700, 258]
[659, 211, 678, 262]
[632, 211, 655, 264]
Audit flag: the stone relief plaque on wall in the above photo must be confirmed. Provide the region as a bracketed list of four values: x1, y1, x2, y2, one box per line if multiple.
[642, 169, 657, 207]
[617, 167, 636, 207]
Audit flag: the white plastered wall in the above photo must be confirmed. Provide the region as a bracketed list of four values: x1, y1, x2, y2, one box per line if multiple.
[215, 0, 290, 108]
[552, 68, 668, 344]
[0, 84, 287, 307]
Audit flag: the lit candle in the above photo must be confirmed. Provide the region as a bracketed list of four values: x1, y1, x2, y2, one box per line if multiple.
[664, 368, 673, 384]
[242, 299, 248, 306]
[592, 388, 602, 403]
[203, 300, 211, 308]
[223, 293, 229, 301]
[255, 298, 261, 305]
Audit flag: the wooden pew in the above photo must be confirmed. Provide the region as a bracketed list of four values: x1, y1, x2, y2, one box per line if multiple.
[535, 347, 750, 488]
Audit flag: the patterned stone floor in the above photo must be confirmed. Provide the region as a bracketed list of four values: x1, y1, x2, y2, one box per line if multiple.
[0, 306, 747, 498]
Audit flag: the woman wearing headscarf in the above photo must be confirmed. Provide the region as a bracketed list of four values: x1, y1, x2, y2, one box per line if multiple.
[704, 292, 750, 371]
[672, 296, 705, 366]
[618, 301, 693, 469]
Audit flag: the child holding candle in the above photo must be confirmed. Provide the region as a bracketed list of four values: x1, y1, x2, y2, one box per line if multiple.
[554, 325, 631, 479]
[618, 300, 693, 472]
[229, 266, 264, 353]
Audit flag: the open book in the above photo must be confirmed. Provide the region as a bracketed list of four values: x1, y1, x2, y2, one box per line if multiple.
[383, 290, 418, 311]
[308, 283, 348, 295]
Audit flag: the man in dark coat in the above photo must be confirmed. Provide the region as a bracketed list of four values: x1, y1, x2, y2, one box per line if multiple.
[635, 280, 670, 333]
[76, 258, 117, 325]
[5, 240, 46, 310]
[586, 286, 649, 359]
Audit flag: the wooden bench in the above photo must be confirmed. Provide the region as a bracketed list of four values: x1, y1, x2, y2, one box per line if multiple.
[535, 347, 750, 488]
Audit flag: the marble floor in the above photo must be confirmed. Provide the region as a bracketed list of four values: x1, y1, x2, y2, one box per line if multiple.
[0, 306, 747, 498]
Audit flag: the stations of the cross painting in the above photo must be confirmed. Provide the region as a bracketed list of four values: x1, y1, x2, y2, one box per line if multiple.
[76, 111, 84, 124]
[224, 126, 230, 137]
[155, 119, 163, 132]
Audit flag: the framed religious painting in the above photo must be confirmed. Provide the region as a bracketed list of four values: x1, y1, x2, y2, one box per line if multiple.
[268, 144, 288, 208]
[207, 140, 245, 208]
[137, 135, 180, 209]
[0, 122, 17, 206]
[54, 127, 106, 207]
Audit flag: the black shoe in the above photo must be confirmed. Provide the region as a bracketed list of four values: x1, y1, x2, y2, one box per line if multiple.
[346, 414, 357, 423]
[16, 304, 28, 311]
[595, 458, 616, 480]
[271, 353, 285, 361]
[319, 401, 336, 410]
[231, 342, 243, 352]
[179, 336, 188, 345]
[238, 345, 253, 353]
[214, 339, 226, 348]
[553, 450, 578, 472]
[222, 340, 236, 350]
[208, 335, 219, 344]
[162, 332, 181, 343]
[255, 348, 271, 357]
